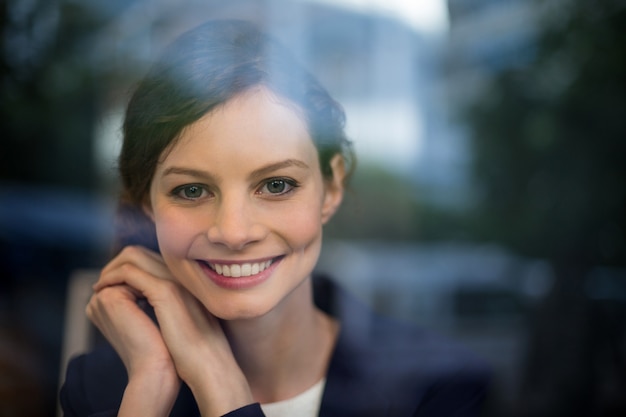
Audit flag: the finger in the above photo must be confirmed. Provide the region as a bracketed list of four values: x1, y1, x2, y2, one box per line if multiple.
[153, 290, 236, 377]
[86, 285, 153, 344]
[101, 246, 167, 278]
[95, 246, 173, 291]
[95, 265, 173, 307]
[86, 285, 172, 372]
[159, 289, 220, 338]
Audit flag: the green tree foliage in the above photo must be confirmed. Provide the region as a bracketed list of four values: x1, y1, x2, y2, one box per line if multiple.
[0, 0, 132, 189]
[463, 2, 626, 415]
[466, 0, 626, 266]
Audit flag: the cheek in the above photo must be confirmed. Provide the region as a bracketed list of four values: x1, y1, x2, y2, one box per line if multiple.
[153, 208, 199, 258]
[280, 201, 324, 250]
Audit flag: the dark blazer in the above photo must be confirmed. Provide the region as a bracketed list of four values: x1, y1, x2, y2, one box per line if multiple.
[60, 275, 490, 417]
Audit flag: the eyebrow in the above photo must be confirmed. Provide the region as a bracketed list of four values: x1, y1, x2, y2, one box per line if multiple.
[161, 159, 310, 181]
[161, 166, 217, 180]
[248, 159, 310, 179]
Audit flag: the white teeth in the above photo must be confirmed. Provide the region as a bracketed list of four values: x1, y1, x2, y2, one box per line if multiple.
[231, 264, 241, 278]
[209, 259, 274, 277]
[222, 265, 231, 277]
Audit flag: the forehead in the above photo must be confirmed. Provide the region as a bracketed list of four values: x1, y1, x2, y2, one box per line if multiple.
[159, 87, 318, 168]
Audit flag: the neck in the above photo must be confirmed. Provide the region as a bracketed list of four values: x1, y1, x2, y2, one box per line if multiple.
[221, 278, 338, 404]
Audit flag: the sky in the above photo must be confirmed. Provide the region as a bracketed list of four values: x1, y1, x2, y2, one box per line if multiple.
[305, 0, 451, 176]
[309, 0, 450, 33]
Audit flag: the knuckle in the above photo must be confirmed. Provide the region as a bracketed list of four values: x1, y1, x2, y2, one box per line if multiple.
[121, 245, 140, 255]
[160, 279, 176, 290]
[118, 245, 145, 260]
[153, 280, 175, 298]
[117, 262, 136, 276]
[96, 286, 121, 303]
[85, 292, 106, 319]
[85, 301, 93, 318]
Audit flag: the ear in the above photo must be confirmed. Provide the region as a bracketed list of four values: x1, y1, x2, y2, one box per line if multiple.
[321, 154, 346, 224]
[142, 197, 155, 222]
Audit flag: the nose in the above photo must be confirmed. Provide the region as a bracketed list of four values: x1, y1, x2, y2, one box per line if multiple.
[207, 193, 266, 250]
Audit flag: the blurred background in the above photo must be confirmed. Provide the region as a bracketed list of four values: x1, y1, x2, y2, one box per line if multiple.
[1, 0, 625, 416]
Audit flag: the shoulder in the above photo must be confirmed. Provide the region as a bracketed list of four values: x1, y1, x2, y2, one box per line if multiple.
[314, 273, 489, 376]
[373, 319, 490, 416]
[315, 274, 491, 416]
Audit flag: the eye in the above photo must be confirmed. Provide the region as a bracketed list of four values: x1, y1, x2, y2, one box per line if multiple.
[258, 178, 298, 196]
[172, 184, 210, 200]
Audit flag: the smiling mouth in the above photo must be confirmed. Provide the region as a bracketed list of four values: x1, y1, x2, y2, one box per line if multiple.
[204, 257, 281, 278]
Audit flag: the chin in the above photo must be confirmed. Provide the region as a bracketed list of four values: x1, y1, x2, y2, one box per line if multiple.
[204, 298, 277, 322]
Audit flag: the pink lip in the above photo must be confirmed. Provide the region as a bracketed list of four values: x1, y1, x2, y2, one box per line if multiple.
[197, 257, 283, 290]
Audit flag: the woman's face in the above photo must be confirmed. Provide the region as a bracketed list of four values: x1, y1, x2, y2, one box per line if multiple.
[146, 87, 344, 320]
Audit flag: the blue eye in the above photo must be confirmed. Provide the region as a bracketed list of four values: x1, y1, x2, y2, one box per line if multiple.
[260, 178, 298, 195]
[267, 180, 286, 193]
[173, 184, 208, 200]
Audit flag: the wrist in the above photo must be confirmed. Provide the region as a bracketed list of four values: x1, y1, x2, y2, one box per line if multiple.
[187, 369, 253, 417]
[119, 371, 181, 417]
[127, 356, 178, 380]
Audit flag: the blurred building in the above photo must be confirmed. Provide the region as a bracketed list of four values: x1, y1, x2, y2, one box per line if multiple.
[445, 0, 539, 105]
[423, 0, 540, 206]
[90, 0, 440, 194]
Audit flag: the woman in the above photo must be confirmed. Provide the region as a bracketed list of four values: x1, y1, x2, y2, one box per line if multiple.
[61, 20, 489, 417]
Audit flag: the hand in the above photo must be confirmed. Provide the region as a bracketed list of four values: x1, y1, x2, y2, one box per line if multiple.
[87, 246, 181, 416]
[88, 246, 180, 377]
[91, 246, 253, 416]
